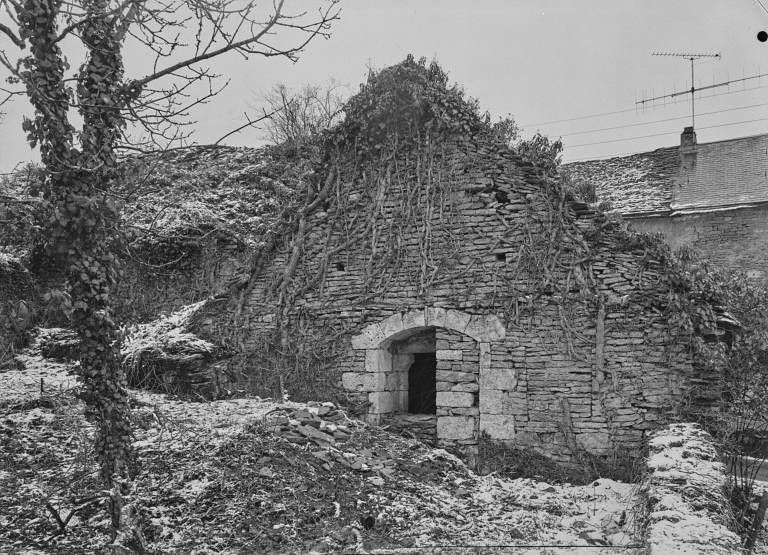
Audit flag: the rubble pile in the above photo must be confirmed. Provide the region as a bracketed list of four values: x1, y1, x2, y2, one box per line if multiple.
[266, 402, 356, 447]
[263, 402, 423, 478]
[38, 328, 79, 360]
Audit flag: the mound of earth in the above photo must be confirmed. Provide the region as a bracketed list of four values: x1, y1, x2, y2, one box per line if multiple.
[0, 349, 644, 554]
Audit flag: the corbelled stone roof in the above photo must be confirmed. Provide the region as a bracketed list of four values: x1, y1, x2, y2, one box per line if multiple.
[116, 145, 307, 248]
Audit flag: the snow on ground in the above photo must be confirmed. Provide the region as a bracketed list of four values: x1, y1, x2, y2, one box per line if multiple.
[130, 390, 288, 449]
[0, 353, 78, 406]
[2, 350, 645, 553]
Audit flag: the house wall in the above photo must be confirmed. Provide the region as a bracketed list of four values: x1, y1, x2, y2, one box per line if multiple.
[628, 205, 768, 280]
[198, 137, 709, 462]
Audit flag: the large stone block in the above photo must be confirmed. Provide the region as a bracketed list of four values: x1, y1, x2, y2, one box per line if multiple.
[425, 306, 450, 330]
[437, 416, 475, 440]
[480, 415, 515, 439]
[451, 382, 479, 393]
[386, 371, 408, 390]
[481, 366, 517, 390]
[401, 310, 426, 331]
[351, 326, 387, 349]
[436, 370, 476, 383]
[341, 372, 385, 392]
[368, 391, 394, 414]
[436, 349, 463, 361]
[479, 389, 503, 414]
[479, 342, 492, 371]
[444, 309, 472, 335]
[449, 407, 480, 416]
[364, 349, 392, 373]
[436, 391, 475, 408]
[576, 432, 611, 452]
[380, 313, 405, 340]
[465, 314, 506, 342]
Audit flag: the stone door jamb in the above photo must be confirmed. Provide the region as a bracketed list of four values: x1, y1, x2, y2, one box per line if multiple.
[349, 307, 505, 416]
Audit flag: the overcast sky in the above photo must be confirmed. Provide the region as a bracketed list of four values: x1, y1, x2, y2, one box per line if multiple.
[2, 0, 768, 171]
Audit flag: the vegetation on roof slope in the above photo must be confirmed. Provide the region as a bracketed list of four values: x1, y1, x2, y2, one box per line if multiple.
[116, 145, 307, 252]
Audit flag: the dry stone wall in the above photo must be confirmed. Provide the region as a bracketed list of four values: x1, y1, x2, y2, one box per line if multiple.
[193, 134, 717, 462]
[642, 423, 740, 554]
[116, 242, 246, 323]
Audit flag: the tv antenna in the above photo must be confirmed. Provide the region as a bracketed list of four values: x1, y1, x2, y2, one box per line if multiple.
[636, 51, 721, 128]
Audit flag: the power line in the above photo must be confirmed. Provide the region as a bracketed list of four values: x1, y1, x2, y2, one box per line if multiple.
[566, 117, 768, 148]
[553, 101, 768, 138]
[521, 81, 768, 128]
[522, 106, 644, 128]
[566, 150, 653, 163]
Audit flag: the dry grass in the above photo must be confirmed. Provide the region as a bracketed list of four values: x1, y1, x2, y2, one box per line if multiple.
[121, 301, 223, 397]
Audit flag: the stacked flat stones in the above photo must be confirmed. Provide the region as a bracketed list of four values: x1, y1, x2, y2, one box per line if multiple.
[266, 401, 355, 447]
[266, 401, 403, 475]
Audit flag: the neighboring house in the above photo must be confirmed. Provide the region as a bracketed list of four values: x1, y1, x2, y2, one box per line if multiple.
[564, 128, 768, 279]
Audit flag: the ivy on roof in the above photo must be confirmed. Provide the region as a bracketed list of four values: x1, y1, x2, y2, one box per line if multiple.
[328, 55, 485, 156]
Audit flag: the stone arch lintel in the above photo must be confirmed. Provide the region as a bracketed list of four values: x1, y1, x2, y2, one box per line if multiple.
[351, 307, 505, 349]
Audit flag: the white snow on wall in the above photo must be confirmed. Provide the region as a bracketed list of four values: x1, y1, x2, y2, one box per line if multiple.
[643, 423, 740, 554]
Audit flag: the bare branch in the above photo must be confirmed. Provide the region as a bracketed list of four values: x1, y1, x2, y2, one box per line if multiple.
[130, 0, 288, 90]
[259, 80, 347, 145]
[214, 106, 279, 145]
[0, 87, 22, 107]
[0, 22, 24, 48]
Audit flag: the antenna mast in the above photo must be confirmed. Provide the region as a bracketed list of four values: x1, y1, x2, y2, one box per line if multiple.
[640, 51, 721, 129]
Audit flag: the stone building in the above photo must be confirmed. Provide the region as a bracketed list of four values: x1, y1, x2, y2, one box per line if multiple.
[185, 113, 725, 462]
[564, 128, 768, 279]
[3, 60, 730, 464]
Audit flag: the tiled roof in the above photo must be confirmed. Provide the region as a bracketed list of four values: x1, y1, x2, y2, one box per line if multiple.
[672, 134, 768, 211]
[562, 133, 768, 215]
[562, 146, 679, 216]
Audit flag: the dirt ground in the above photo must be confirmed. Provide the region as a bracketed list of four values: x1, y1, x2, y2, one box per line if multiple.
[1, 350, 644, 554]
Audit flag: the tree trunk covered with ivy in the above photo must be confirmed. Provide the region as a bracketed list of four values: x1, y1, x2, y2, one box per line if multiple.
[18, 0, 131, 485]
[2, 0, 337, 546]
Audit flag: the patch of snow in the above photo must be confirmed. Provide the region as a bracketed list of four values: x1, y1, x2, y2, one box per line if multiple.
[179, 478, 210, 501]
[643, 423, 741, 555]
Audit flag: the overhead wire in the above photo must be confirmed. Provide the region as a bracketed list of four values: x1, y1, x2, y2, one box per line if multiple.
[566, 150, 652, 163]
[564, 116, 768, 152]
[567, 116, 768, 148]
[521, 80, 768, 128]
[551, 101, 768, 137]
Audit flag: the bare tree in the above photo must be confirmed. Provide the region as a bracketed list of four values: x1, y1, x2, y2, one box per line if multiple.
[261, 80, 347, 146]
[0, 0, 339, 548]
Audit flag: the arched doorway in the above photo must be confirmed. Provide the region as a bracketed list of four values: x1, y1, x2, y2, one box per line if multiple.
[348, 307, 505, 449]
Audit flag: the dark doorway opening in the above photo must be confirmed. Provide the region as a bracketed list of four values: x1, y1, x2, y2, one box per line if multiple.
[408, 352, 436, 414]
